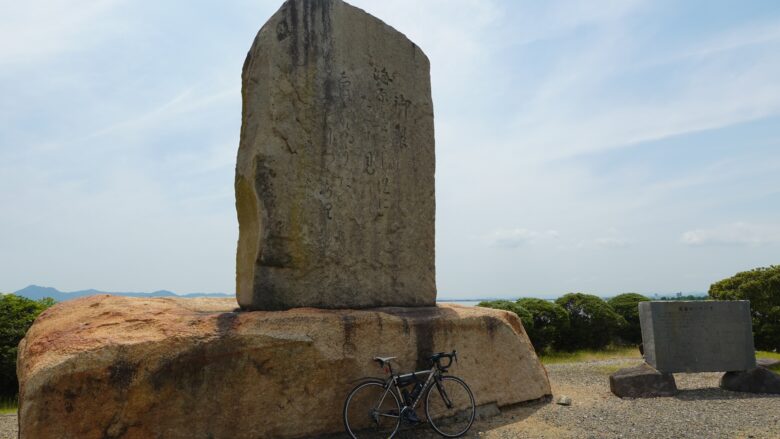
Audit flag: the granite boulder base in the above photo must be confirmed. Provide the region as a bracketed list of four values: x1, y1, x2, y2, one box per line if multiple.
[236, 0, 436, 310]
[17, 295, 551, 439]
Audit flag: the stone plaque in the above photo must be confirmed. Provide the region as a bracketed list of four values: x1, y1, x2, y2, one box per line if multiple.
[235, 0, 436, 310]
[639, 301, 756, 373]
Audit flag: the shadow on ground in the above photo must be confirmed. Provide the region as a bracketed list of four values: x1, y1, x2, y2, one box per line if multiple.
[323, 396, 550, 439]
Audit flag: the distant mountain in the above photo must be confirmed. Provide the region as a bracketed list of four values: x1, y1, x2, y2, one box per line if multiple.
[13, 285, 232, 302]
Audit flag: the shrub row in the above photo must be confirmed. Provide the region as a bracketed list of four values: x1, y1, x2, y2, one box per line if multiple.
[0, 294, 54, 398]
[480, 264, 780, 353]
[479, 292, 649, 353]
[709, 265, 780, 351]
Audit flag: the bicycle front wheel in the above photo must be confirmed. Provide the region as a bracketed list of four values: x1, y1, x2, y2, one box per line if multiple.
[344, 379, 401, 439]
[424, 376, 476, 437]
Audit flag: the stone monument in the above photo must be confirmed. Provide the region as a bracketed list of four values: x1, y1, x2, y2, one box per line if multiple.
[611, 300, 780, 398]
[16, 2, 553, 437]
[235, 0, 435, 310]
[639, 301, 756, 373]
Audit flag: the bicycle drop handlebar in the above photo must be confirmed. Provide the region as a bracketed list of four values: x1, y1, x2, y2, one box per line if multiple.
[429, 350, 457, 371]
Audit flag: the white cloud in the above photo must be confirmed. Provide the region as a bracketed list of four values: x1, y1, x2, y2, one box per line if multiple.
[67, 86, 236, 150]
[485, 228, 559, 249]
[0, 0, 125, 68]
[520, 0, 646, 44]
[509, 17, 780, 162]
[681, 223, 780, 247]
[593, 237, 632, 249]
[575, 235, 633, 250]
[657, 19, 780, 64]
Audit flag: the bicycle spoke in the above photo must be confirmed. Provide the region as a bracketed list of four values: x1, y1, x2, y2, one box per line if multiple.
[425, 376, 475, 437]
[344, 380, 401, 438]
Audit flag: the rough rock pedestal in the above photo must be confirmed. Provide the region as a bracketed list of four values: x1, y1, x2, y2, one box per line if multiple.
[17, 296, 551, 439]
[720, 367, 780, 394]
[609, 363, 678, 398]
[236, 0, 436, 310]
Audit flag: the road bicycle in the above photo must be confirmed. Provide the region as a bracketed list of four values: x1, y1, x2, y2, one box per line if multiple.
[343, 351, 476, 438]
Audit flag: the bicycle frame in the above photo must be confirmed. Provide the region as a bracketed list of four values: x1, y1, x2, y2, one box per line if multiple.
[373, 364, 449, 420]
[346, 351, 474, 439]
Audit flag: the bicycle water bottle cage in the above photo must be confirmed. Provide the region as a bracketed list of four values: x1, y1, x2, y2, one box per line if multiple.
[410, 382, 423, 400]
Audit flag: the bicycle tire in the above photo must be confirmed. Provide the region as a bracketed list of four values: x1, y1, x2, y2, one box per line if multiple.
[344, 379, 402, 439]
[424, 375, 476, 437]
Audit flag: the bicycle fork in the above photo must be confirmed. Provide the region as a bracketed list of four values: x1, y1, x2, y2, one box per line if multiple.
[434, 379, 454, 409]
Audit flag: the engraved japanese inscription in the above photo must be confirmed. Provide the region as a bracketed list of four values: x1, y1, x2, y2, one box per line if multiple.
[235, 0, 436, 310]
[639, 301, 756, 373]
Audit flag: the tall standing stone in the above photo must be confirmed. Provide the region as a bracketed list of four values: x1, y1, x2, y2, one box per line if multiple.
[236, 0, 436, 310]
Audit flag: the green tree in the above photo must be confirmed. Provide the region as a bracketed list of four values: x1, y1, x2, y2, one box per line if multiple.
[477, 300, 534, 339]
[554, 293, 626, 350]
[0, 294, 55, 397]
[709, 265, 780, 351]
[607, 293, 650, 345]
[515, 298, 570, 352]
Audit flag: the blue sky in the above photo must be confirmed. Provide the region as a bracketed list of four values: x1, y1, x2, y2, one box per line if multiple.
[1, 0, 779, 299]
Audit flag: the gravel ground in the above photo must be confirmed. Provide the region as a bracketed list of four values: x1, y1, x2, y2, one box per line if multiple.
[5, 360, 779, 438]
[394, 359, 780, 439]
[0, 414, 15, 439]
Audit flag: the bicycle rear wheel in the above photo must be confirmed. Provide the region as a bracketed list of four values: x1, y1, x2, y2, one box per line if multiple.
[344, 379, 401, 439]
[424, 376, 476, 437]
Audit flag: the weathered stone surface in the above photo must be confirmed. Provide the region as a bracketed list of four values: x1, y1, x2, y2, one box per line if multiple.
[236, 0, 435, 310]
[639, 301, 756, 373]
[609, 363, 678, 398]
[17, 295, 550, 439]
[720, 367, 780, 394]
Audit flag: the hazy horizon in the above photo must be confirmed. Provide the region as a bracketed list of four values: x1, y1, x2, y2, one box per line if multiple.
[0, 284, 707, 302]
[1, 0, 779, 299]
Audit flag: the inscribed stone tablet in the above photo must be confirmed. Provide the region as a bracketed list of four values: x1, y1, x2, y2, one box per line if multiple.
[639, 301, 756, 373]
[235, 0, 436, 310]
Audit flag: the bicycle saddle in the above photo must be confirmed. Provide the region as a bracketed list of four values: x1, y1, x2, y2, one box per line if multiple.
[373, 356, 396, 366]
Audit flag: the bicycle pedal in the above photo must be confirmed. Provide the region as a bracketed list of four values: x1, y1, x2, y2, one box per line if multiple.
[402, 411, 422, 424]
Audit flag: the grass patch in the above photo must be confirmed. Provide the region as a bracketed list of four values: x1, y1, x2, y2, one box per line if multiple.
[756, 350, 780, 360]
[0, 396, 17, 414]
[594, 362, 638, 375]
[539, 345, 641, 365]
